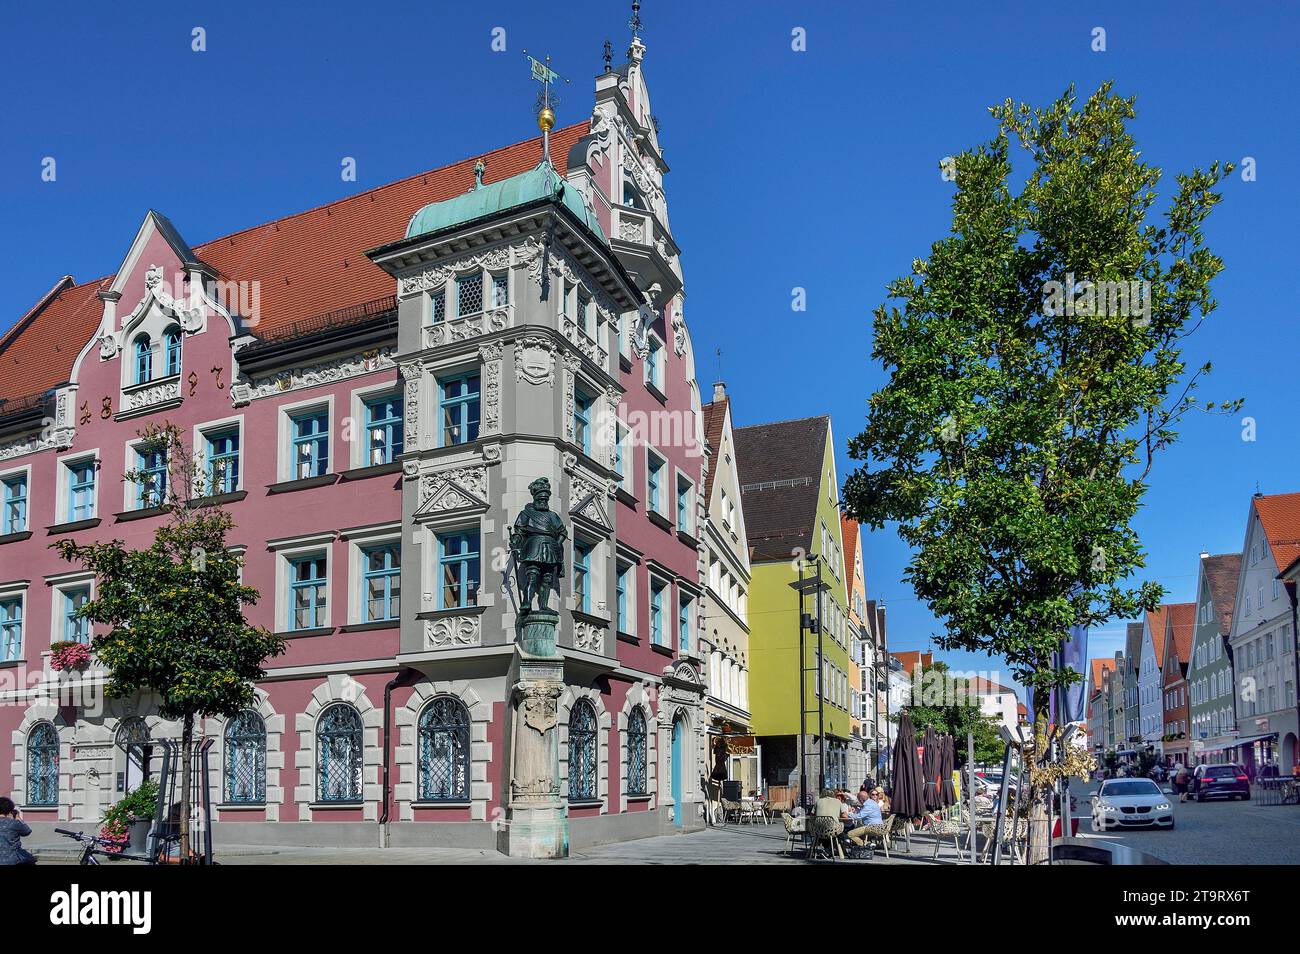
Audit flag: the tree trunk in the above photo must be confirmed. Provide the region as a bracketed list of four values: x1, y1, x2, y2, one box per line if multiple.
[1026, 702, 1051, 865]
[180, 712, 193, 863]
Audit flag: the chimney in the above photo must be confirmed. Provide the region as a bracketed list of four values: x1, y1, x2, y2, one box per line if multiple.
[712, 381, 727, 403]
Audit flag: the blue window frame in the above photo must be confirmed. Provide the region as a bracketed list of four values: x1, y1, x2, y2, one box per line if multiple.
[66, 460, 96, 521]
[2, 474, 27, 534]
[431, 290, 446, 323]
[437, 530, 480, 609]
[647, 453, 664, 514]
[288, 554, 328, 631]
[291, 409, 329, 479]
[0, 598, 21, 662]
[573, 540, 592, 614]
[645, 337, 663, 390]
[27, 722, 59, 807]
[568, 699, 597, 800]
[650, 578, 665, 646]
[616, 563, 631, 634]
[574, 388, 593, 456]
[362, 544, 401, 622]
[63, 586, 90, 644]
[135, 444, 168, 508]
[491, 273, 509, 308]
[133, 335, 152, 384]
[676, 476, 691, 532]
[626, 707, 647, 796]
[223, 710, 266, 804]
[418, 697, 470, 801]
[316, 704, 362, 803]
[364, 395, 404, 465]
[206, 429, 240, 495]
[438, 372, 480, 447]
[613, 424, 624, 480]
[678, 594, 692, 652]
[164, 326, 182, 377]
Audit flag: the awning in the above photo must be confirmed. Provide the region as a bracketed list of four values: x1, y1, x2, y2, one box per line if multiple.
[1194, 732, 1277, 755]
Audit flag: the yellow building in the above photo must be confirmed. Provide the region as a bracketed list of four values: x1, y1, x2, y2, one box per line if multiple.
[735, 416, 853, 796]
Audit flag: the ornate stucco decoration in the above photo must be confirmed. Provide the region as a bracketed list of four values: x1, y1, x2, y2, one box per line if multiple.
[425, 308, 511, 349]
[587, 102, 617, 166]
[121, 379, 181, 413]
[574, 619, 605, 655]
[103, 266, 209, 363]
[399, 361, 423, 452]
[478, 343, 503, 436]
[671, 299, 687, 356]
[569, 473, 611, 532]
[515, 336, 556, 386]
[231, 346, 396, 405]
[414, 464, 488, 516]
[425, 614, 482, 649]
[562, 352, 579, 443]
[397, 244, 515, 300]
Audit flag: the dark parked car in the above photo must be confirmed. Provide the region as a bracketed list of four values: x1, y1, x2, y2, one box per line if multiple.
[1188, 764, 1251, 802]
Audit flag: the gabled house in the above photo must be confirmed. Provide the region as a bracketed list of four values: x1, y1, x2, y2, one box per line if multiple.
[1227, 493, 1300, 773]
[1160, 603, 1196, 764]
[1087, 658, 1115, 754]
[736, 415, 852, 796]
[1187, 552, 1241, 764]
[1123, 621, 1144, 747]
[1139, 606, 1170, 753]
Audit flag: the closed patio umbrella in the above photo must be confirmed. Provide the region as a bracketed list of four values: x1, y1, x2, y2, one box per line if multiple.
[939, 735, 957, 808]
[891, 712, 925, 820]
[921, 725, 942, 811]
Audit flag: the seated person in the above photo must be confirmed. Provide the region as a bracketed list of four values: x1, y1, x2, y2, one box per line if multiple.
[814, 788, 843, 820]
[844, 796, 885, 846]
[870, 787, 891, 815]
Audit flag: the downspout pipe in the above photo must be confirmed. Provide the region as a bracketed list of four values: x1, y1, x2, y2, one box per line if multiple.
[381, 667, 421, 831]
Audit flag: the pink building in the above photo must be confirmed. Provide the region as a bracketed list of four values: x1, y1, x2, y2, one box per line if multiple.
[0, 32, 708, 849]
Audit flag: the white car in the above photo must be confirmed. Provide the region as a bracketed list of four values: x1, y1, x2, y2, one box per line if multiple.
[1091, 778, 1174, 831]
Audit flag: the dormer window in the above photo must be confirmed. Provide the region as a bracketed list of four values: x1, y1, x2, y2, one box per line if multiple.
[164, 326, 182, 377]
[134, 334, 153, 384]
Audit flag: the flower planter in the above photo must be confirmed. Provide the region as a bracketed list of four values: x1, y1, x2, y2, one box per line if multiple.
[127, 818, 151, 854]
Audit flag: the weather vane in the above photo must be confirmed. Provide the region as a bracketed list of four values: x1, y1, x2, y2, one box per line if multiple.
[522, 50, 570, 161]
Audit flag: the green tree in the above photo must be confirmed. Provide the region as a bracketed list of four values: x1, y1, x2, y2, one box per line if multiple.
[899, 662, 1004, 765]
[55, 422, 284, 861]
[842, 83, 1235, 861]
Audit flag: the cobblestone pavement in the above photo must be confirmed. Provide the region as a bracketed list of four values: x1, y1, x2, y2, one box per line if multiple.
[1075, 782, 1300, 865]
[32, 819, 969, 865]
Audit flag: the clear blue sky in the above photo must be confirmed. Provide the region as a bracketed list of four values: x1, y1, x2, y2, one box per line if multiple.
[3, 1, 1297, 702]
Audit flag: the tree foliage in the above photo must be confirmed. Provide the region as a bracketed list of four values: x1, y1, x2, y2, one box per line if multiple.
[898, 662, 1005, 765]
[843, 83, 1235, 703]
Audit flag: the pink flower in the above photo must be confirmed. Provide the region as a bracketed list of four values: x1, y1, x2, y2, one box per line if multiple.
[50, 642, 91, 672]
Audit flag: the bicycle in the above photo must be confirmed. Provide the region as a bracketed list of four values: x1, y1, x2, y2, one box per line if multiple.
[53, 828, 120, 866]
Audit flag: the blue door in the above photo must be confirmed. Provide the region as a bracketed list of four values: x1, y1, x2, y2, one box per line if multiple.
[671, 716, 684, 826]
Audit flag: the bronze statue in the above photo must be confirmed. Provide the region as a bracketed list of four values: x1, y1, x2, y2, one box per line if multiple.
[510, 477, 567, 614]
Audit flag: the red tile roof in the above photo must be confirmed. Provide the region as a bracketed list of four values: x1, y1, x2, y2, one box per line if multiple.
[891, 650, 932, 677]
[966, 675, 1014, 695]
[0, 123, 589, 403]
[1164, 602, 1196, 667]
[1090, 657, 1115, 694]
[1254, 493, 1300, 573]
[840, 514, 859, 583]
[1145, 605, 1170, 663]
[1201, 553, 1241, 637]
[699, 398, 728, 502]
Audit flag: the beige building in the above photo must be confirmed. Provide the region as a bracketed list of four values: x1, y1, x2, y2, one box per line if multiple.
[699, 384, 755, 789]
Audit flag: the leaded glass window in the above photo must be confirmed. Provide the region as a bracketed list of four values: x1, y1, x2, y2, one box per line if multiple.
[27, 722, 58, 806]
[317, 704, 363, 803]
[417, 697, 470, 801]
[224, 710, 266, 803]
[432, 290, 446, 323]
[457, 274, 483, 317]
[568, 699, 597, 801]
[626, 707, 647, 796]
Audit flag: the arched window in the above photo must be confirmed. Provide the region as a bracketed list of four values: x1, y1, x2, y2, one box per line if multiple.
[568, 699, 598, 801]
[27, 722, 59, 806]
[133, 334, 152, 384]
[626, 707, 647, 796]
[116, 716, 152, 794]
[224, 710, 266, 803]
[417, 697, 470, 801]
[164, 326, 182, 377]
[317, 703, 363, 803]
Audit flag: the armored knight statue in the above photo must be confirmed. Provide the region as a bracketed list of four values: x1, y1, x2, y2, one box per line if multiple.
[510, 477, 568, 614]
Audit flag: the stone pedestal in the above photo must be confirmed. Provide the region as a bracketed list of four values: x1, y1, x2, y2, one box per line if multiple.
[504, 609, 569, 859]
